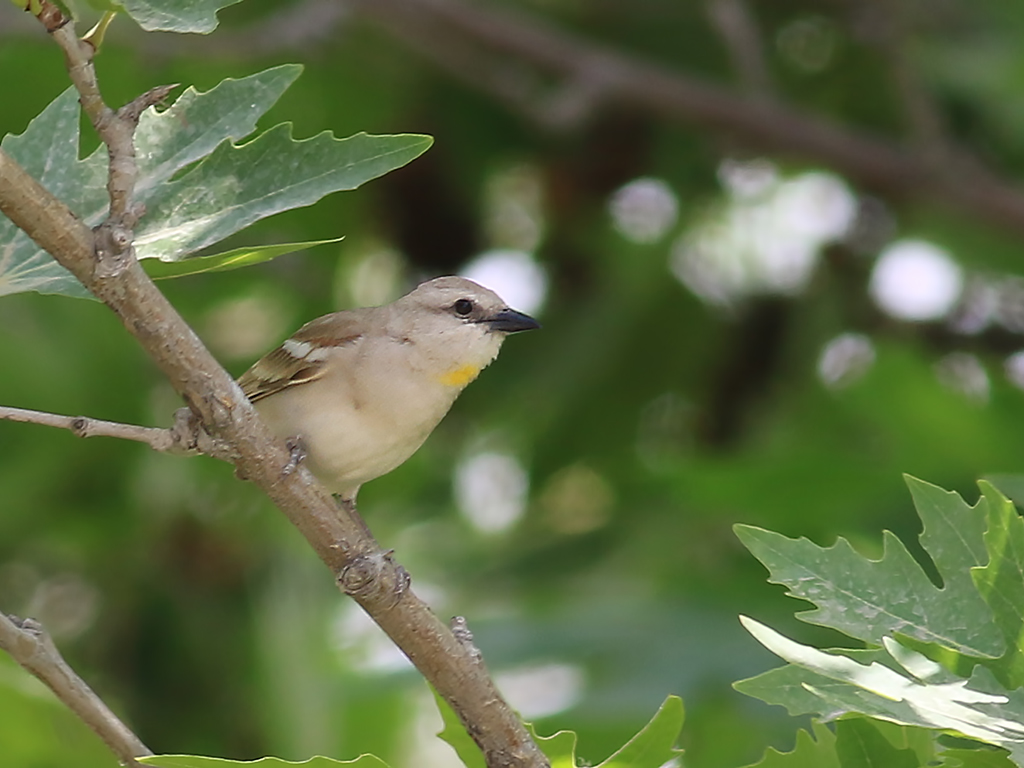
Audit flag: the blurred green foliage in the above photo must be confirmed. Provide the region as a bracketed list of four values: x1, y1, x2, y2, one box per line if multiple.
[3, 1, 1024, 766]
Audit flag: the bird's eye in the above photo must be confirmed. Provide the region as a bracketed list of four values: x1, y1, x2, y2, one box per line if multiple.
[453, 298, 474, 316]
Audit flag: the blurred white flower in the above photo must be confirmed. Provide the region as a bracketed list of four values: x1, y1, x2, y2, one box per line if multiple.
[609, 177, 679, 243]
[869, 240, 963, 321]
[461, 250, 547, 316]
[454, 451, 530, 534]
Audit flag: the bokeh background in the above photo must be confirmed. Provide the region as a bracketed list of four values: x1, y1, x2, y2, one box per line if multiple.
[3, 0, 1024, 766]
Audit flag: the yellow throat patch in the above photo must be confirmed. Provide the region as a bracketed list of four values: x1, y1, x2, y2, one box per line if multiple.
[438, 364, 482, 387]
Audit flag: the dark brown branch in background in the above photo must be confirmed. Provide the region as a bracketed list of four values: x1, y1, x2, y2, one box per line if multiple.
[0, 613, 152, 766]
[346, 0, 1024, 240]
[0, 4, 548, 766]
[9, 0, 1024, 236]
[854, 0, 951, 164]
[705, 0, 774, 98]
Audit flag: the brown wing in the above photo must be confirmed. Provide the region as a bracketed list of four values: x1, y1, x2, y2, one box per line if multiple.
[238, 311, 367, 403]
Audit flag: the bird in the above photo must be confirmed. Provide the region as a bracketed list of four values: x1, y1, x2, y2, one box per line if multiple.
[238, 276, 540, 502]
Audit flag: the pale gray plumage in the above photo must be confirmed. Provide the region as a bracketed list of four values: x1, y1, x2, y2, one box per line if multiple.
[238, 276, 538, 500]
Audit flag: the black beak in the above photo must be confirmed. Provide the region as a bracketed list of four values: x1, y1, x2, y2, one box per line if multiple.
[484, 308, 541, 333]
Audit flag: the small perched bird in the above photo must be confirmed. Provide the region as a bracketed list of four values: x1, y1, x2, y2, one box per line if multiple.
[238, 276, 539, 502]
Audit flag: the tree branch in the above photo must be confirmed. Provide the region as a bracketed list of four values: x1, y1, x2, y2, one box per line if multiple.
[349, 0, 1024, 240]
[0, 613, 152, 766]
[0, 404, 177, 450]
[856, 0, 950, 163]
[705, 0, 774, 98]
[0, 404, 232, 456]
[41, 0, 176, 275]
[0, 6, 548, 766]
[12, 0, 1024, 237]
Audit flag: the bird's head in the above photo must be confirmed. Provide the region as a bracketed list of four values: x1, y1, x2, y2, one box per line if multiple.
[396, 276, 540, 387]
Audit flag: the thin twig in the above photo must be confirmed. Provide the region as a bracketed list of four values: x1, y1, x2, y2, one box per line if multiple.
[0, 404, 233, 457]
[0, 613, 152, 766]
[45, 5, 129, 218]
[41, 0, 176, 277]
[0, 404, 176, 448]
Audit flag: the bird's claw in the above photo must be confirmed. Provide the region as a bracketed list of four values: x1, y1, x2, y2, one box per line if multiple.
[283, 435, 308, 476]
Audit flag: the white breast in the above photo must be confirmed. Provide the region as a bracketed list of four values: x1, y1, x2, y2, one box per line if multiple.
[255, 336, 465, 496]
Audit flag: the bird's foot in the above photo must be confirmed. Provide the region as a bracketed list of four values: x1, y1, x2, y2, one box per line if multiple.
[282, 435, 307, 476]
[336, 495, 378, 540]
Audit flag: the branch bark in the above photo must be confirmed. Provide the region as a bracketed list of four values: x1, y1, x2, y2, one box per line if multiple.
[856, 0, 950, 163]
[705, 0, 774, 98]
[0, 405, 228, 456]
[349, 0, 1024, 240]
[0, 6, 547, 766]
[0, 613, 152, 766]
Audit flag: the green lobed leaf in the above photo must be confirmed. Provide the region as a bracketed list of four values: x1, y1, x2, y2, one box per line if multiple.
[119, 0, 241, 33]
[143, 237, 343, 279]
[1, 65, 300, 298]
[738, 617, 1024, 759]
[864, 718, 945, 766]
[959, 667, 1024, 766]
[434, 687, 586, 768]
[519, 698, 683, 768]
[595, 695, 684, 768]
[434, 684, 672, 768]
[0, 64, 431, 298]
[1, 90, 103, 298]
[734, 476, 1002, 658]
[834, 718, 918, 768]
[910, 477, 991, 608]
[938, 746, 1018, 767]
[531, 727, 579, 768]
[139, 756, 388, 768]
[973, 482, 1024, 688]
[433, 688, 485, 768]
[131, 65, 304, 192]
[741, 723, 840, 768]
[735, 479, 1024, 766]
[734, 647, 890, 719]
[134, 127, 431, 263]
[985, 476, 1024, 509]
